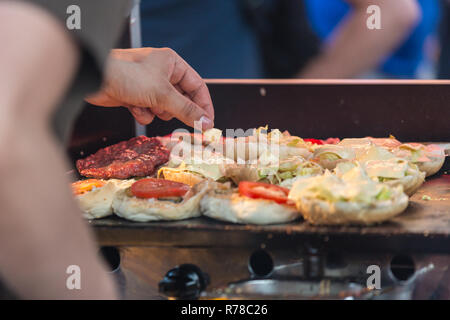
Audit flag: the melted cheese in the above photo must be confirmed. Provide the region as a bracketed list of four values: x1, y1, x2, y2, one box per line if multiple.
[358, 145, 395, 163]
[313, 145, 356, 160]
[365, 158, 408, 179]
[289, 167, 385, 204]
[338, 138, 374, 158]
[203, 128, 222, 143]
[184, 163, 224, 181]
[159, 152, 228, 181]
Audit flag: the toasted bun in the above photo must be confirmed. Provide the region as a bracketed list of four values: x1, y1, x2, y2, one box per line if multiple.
[160, 169, 205, 186]
[313, 146, 356, 170]
[112, 180, 211, 222]
[384, 171, 425, 196]
[223, 164, 260, 184]
[279, 145, 312, 160]
[76, 179, 135, 219]
[316, 158, 349, 171]
[366, 137, 402, 150]
[394, 143, 446, 177]
[200, 192, 301, 225]
[295, 193, 408, 225]
[418, 156, 445, 177]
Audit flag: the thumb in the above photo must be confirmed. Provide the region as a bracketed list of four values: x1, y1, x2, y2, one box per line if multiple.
[164, 85, 214, 130]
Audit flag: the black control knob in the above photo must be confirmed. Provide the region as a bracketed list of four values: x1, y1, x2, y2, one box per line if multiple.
[159, 264, 210, 299]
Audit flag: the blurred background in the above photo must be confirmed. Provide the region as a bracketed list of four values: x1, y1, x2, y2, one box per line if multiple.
[136, 0, 450, 80]
[70, 0, 450, 159]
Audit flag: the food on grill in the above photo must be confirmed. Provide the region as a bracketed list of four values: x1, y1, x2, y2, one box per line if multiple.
[321, 137, 341, 145]
[76, 136, 170, 179]
[73, 128, 446, 226]
[344, 138, 445, 177]
[303, 138, 324, 145]
[288, 167, 409, 225]
[238, 181, 291, 204]
[130, 178, 190, 198]
[158, 168, 205, 187]
[72, 179, 106, 196]
[338, 138, 374, 158]
[366, 136, 402, 150]
[158, 152, 230, 186]
[112, 178, 211, 222]
[393, 143, 445, 177]
[274, 157, 324, 186]
[203, 128, 223, 143]
[357, 145, 396, 163]
[255, 128, 313, 160]
[223, 156, 323, 188]
[200, 181, 300, 225]
[335, 144, 426, 196]
[221, 164, 259, 185]
[202, 127, 313, 162]
[72, 178, 135, 219]
[312, 145, 356, 170]
[334, 159, 425, 196]
[157, 132, 204, 153]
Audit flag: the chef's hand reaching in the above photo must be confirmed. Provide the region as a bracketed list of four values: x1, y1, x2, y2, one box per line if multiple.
[86, 47, 215, 130]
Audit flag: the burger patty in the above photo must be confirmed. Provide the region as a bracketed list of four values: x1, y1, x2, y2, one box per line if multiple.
[76, 136, 170, 179]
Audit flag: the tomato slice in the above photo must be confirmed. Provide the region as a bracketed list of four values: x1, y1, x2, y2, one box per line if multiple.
[72, 179, 105, 195]
[131, 178, 190, 199]
[238, 181, 290, 204]
[304, 138, 324, 145]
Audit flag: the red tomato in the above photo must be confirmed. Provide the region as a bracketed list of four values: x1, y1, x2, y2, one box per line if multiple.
[323, 137, 340, 145]
[238, 181, 290, 204]
[304, 138, 324, 145]
[131, 178, 190, 199]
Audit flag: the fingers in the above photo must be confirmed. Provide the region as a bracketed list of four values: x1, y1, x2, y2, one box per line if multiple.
[103, 48, 215, 130]
[85, 91, 123, 107]
[128, 106, 173, 124]
[127, 106, 155, 125]
[147, 104, 174, 121]
[163, 84, 214, 130]
[170, 52, 215, 122]
[155, 111, 173, 121]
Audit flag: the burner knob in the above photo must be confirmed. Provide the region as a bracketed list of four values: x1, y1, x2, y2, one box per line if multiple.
[159, 264, 210, 299]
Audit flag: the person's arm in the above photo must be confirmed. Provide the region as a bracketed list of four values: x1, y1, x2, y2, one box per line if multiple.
[86, 48, 215, 129]
[0, 1, 117, 299]
[299, 0, 420, 78]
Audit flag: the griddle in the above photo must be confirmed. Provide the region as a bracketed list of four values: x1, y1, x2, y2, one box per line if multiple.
[71, 80, 450, 255]
[91, 172, 450, 253]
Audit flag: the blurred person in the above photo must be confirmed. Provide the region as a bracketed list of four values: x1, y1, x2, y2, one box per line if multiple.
[438, 0, 450, 78]
[140, 0, 429, 79]
[139, 0, 321, 78]
[0, 0, 213, 299]
[303, 0, 440, 79]
[140, 0, 265, 78]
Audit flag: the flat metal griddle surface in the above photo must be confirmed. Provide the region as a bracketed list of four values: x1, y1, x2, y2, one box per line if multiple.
[92, 174, 450, 253]
[75, 81, 450, 253]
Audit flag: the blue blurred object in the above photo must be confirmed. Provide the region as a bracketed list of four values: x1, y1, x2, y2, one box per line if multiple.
[140, 0, 263, 78]
[305, 0, 440, 78]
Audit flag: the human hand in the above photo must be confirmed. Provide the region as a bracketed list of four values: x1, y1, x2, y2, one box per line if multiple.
[86, 48, 214, 129]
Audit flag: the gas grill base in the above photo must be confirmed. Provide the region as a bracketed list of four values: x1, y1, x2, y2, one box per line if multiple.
[102, 246, 450, 300]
